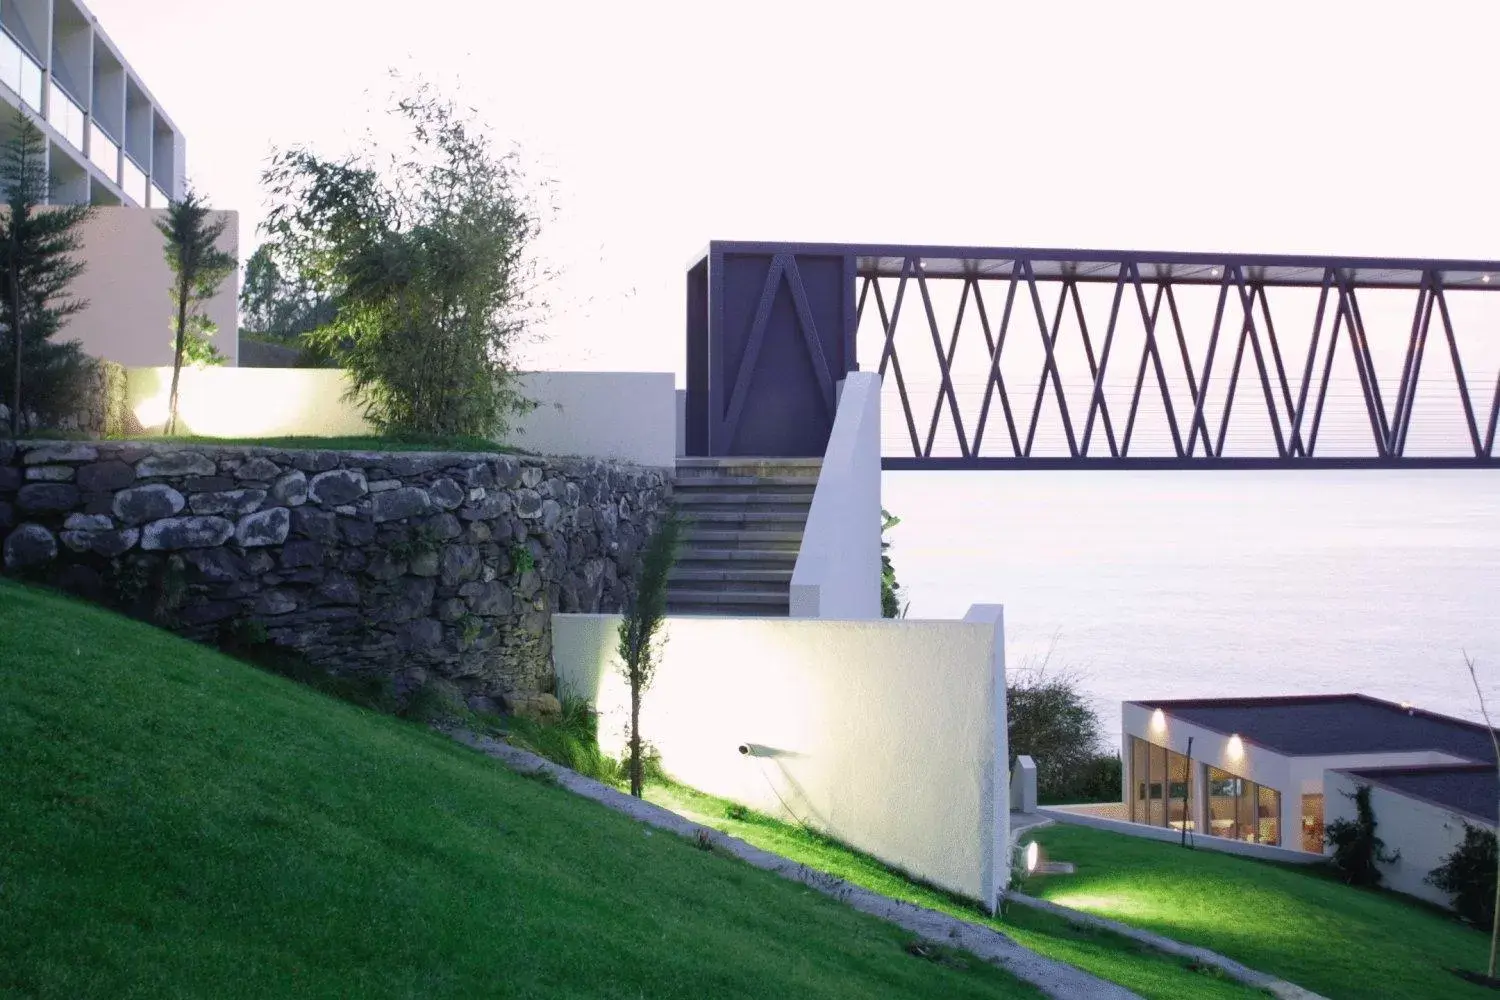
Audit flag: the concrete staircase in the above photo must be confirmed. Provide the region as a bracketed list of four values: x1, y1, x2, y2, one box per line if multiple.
[668, 458, 821, 617]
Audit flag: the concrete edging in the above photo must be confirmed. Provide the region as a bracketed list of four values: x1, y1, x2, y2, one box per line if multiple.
[448, 729, 1142, 1000]
[1005, 892, 1328, 1000]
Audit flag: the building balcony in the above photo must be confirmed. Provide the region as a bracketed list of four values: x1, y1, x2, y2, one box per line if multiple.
[0, 25, 43, 112]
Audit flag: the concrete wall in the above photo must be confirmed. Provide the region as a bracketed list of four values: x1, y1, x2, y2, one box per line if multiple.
[552, 604, 1010, 908]
[1120, 701, 1476, 854]
[68, 207, 239, 366]
[1324, 770, 1483, 909]
[122, 368, 678, 469]
[789, 371, 881, 619]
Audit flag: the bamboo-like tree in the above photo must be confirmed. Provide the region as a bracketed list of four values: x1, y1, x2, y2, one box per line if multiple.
[0, 110, 91, 437]
[159, 188, 235, 433]
[617, 513, 683, 798]
[1463, 652, 1500, 980]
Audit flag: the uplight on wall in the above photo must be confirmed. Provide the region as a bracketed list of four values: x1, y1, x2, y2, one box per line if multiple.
[1149, 708, 1167, 733]
[1226, 734, 1245, 759]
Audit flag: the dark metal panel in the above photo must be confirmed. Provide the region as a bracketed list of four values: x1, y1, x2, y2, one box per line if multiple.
[684, 257, 708, 456]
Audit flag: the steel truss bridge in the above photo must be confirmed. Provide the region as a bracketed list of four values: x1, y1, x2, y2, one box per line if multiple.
[684, 242, 1500, 469]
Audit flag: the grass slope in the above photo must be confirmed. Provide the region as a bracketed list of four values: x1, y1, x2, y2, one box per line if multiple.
[647, 784, 1263, 1000]
[0, 580, 1036, 1000]
[1027, 823, 1490, 1000]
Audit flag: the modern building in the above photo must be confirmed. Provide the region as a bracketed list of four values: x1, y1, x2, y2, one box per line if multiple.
[0, 0, 183, 207]
[1116, 695, 1497, 906]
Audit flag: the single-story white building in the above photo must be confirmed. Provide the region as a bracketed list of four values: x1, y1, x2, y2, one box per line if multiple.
[1108, 695, 1495, 905]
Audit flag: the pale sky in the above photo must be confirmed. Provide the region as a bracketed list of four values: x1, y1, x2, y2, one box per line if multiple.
[88, 0, 1500, 376]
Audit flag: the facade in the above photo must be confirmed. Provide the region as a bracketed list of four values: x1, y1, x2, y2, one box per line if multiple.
[0, 0, 184, 207]
[1118, 695, 1497, 906]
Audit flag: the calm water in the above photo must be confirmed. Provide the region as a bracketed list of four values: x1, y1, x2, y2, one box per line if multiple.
[882, 471, 1500, 740]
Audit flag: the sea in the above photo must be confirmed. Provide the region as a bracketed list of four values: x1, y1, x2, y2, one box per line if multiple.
[881, 470, 1500, 742]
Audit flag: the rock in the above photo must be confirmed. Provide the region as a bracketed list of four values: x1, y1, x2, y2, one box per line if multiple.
[3, 523, 56, 569]
[440, 544, 482, 587]
[17, 483, 79, 511]
[409, 549, 440, 577]
[77, 461, 136, 492]
[540, 498, 562, 530]
[256, 590, 299, 616]
[178, 601, 242, 626]
[423, 512, 463, 541]
[339, 518, 376, 546]
[235, 507, 291, 547]
[56, 564, 105, 601]
[437, 597, 468, 621]
[184, 475, 235, 493]
[191, 489, 267, 516]
[280, 539, 324, 568]
[90, 529, 139, 558]
[135, 451, 216, 478]
[141, 516, 235, 551]
[290, 506, 338, 542]
[515, 489, 543, 518]
[0, 439, 12, 464]
[317, 572, 360, 605]
[0, 466, 19, 492]
[289, 451, 340, 473]
[184, 547, 247, 583]
[23, 443, 97, 465]
[372, 487, 431, 523]
[309, 468, 368, 506]
[520, 465, 543, 489]
[459, 581, 513, 616]
[364, 551, 404, 582]
[25, 465, 74, 482]
[334, 505, 357, 516]
[493, 456, 521, 487]
[401, 617, 444, 651]
[113, 484, 185, 524]
[464, 464, 496, 489]
[380, 577, 435, 622]
[467, 694, 501, 715]
[461, 493, 511, 520]
[236, 457, 283, 481]
[367, 479, 401, 493]
[430, 477, 464, 510]
[270, 470, 308, 506]
[64, 513, 113, 532]
[506, 691, 562, 721]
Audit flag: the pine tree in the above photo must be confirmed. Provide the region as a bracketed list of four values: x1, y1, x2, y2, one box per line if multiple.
[0, 110, 91, 436]
[158, 188, 235, 433]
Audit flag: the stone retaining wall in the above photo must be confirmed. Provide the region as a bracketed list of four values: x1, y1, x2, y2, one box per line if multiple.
[0, 440, 671, 705]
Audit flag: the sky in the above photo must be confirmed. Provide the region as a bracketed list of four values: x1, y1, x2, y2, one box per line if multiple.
[88, 0, 1500, 376]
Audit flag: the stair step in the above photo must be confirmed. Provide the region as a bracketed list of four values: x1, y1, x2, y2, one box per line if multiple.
[672, 476, 819, 491]
[674, 492, 814, 507]
[675, 550, 798, 571]
[667, 606, 790, 618]
[670, 567, 793, 584]
[683, 528, 802, 551]
[679, 510, 808, 526]
[675, 458, 822, 480]
[667, 590, 790, 613]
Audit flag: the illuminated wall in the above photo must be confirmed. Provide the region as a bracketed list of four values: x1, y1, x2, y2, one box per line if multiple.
[553, 606, 1010, 907]
[122, 368, 679, 468]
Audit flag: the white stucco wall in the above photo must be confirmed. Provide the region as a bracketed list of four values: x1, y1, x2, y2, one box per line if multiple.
[68, 207, 240, 367]
[1324, 770, 1485, 909]
[789, 371, 882, 619]
[1120, 702, 1474, 854]
[122, 367, 677, 467]
[552, 605, 1010, 907]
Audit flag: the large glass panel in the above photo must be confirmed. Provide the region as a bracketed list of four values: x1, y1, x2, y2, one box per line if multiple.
[1236, 777, 1257, 841]
[1167, 747, 1191, 831]
[1258, 784, 1281, 846]
[1130, 737, 1149, 824]
[48, 84, 86, 150]
[89, 122, 119, 182]
[1147, 742, 1166, 826]
[1301, 793, 1324, 853]
[0, 29, 41, 111]
[150, 182, 169, 208]
[121, 156, 147, 205]
[1207, 765, 1240, 840]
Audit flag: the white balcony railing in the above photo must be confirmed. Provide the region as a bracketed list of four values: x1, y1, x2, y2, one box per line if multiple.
[121, 155, 147, 205]
[88, 121, 119, 182]
[47, 85, 85, 150]
[0, 28, 42, 112]
[150, 182, 170, 208]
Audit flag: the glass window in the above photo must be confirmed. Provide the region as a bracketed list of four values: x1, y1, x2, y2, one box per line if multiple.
[48, 85, 86, 150]
[121, 156, 147, 206]
[1127, 736, 1194, 831]
[1206, 764, 1280, 844]
[1258, 784, 1281, 846]
[1301, 793, 1324, 853]
[150, 182, 170, 208]
[1131, 737, 1149, 824]
[0, 31, 41, 112]
[89, 122, 119, 182]
[1167, 746, 1191, 831]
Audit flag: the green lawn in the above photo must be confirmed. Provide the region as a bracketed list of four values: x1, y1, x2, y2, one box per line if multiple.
[647, 784, 1264, 1000]
[107, 433, 520, 453]
[1025, 823, 1490, 1000]
[0, 580, 1036, 1000]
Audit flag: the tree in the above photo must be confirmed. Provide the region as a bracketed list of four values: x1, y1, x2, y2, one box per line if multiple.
[261, 82, 540, 438]
[0, 110, 91, 437]
[1324, 784, 1400, 887]
[881, 508, 907, 618]
[1458, 651, 1500, 977]
[1429, 823, 1497, 931]
[1007, 640, 1109, 802]
[617, 513, 683, 798]
[159, 188, 235, 433]
[240, 243, 335, 343]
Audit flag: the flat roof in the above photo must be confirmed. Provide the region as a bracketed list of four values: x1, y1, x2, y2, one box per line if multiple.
[1131, 694, 1498, 761]
[701, 241, 1500, 291]
[1342, 764, 1497, 825]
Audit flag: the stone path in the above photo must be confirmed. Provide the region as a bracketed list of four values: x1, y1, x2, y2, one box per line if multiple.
[449, 729, 1141, 1000]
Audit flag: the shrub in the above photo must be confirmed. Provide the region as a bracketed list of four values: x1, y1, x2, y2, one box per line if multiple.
[1428, 823, 1497, 928]
[881, 508, 907, 618]
[1007, 646, 1107, 802]
[1325, 784, 1400, 886]
[1040, 753, 1123, 806]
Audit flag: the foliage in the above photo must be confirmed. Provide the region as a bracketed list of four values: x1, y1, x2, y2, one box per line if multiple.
[505, 693, 624, 785]
[510, 542, 536, 575]
[159, 188, 235, 433]
[104, 433, 519, 453]
[880, 508, 908, 618]
[1039, 753, 1123, 806]
[617, 512, 683, 797]
[1430, 824, 1499, 929]
[0, 110, 92, 436]
[1324, 783, 1400, 887]
[0, 580, 1037, 1000]
[261, 82, 540, 438]
[240, 243, 337, 343]
[1006, 641, 1106, 802]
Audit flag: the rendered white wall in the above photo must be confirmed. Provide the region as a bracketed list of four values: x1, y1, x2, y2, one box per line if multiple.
[69, 207, 239, 367]
[1324, 770, 1483, 908]
[789, 371, 882, 619]
[122, 367, 678, 468]
[552, 605, 1010, 907]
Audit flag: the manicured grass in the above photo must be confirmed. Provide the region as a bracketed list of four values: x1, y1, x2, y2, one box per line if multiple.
[647, 784, 1264, 1000]
[0, 580, 1037, 1000]
[1026, 823, 1490, 1000]
[110, 433, 520, 453]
